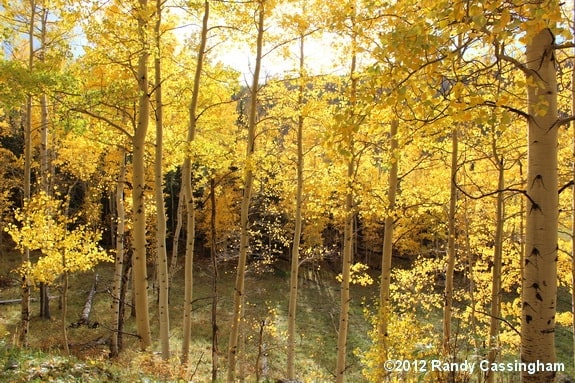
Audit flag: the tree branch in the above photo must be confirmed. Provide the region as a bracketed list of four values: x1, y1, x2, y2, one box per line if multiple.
[474, 308, 521, 337]
[559, 180, 574, 195]
[71, 108, 133, 139]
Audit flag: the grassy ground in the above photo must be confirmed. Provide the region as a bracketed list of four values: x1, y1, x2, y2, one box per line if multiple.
[2, 245, 575, 382]
[0, 247, 375, 382]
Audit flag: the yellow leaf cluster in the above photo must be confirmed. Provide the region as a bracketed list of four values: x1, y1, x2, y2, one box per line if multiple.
[336, 262, 374, 286]
[6, 192, 112, 285]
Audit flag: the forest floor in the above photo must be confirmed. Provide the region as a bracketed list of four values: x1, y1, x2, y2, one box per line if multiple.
[0, 248, 376, 382]
[1, 247, 575, 382]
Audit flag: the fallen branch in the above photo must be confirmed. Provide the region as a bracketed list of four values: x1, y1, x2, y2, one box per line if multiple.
[70, 274, 99, 328]
[0, 298, 35, 305]
[0, 296, 58, 305]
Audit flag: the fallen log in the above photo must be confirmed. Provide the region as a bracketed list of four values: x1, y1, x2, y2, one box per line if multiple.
[0, 298, 34, 305]
[70, 274, 99, 328]
[0, 296, 58, 305]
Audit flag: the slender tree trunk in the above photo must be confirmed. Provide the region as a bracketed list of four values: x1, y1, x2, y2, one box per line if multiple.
[61, 266, 69, 355]
[169, 187, 184, 283]
[119, 252, 131, 352]
[210, 178, 219, 382]
[19, 0, 36, 346]
[378, 118, 398, 368]
[335, 33, 358, 383]
[443, 127, 458, 359]
[110, 148, 126, 357]
[38, 5, 51, 321]
[485, 157, 504, 383]
[227, 2, 264, 381]
[21, 101, 32, 345]
[287, 33, 305, 380]
[521, 26, 558, 383]
[154, 0, 170, 360]
[132, 0, 152, 350]
[336, 158, 354, 383]
[181, 0, 209, 365]
[462, 180, 480, 374]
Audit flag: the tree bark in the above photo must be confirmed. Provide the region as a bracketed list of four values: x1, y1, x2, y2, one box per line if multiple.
[210, 178, 219, 383]
[37, 4, 52, 322]
[335, 30, 358, 383]
[336, 158, 354, 383]
[77, 273, 99, 327]
[19, 0, 36, 346]
[378, 118, 398, 369]
[154, 0, 170, 360]
[181, 0, 209, 365]
[169, 187, 184, 283]
[521, 27, 558, 383]
[485, 156, 504, 383]
[227, 2, 264, 381]
[443, 127, 458, 358]
[61, 268, 69, 355]
[132, 0, 152, 350]
[287, 32, 305, 380]
[110, 148, 126, 357]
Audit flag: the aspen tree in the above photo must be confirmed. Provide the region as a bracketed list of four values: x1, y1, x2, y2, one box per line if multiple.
[443, 33, 466, 359]
[521, 21, 559, 383]
[335, 12, 359, 383]
[132, 0, 153, 350]
[153, 0, 170, 360]
[378, 119, 398, 364]
[227, 1, 265, 380]
[181, 0, 209, 365]
[286, 31, 305, 380]
[21, 0, 35, 347]
[38, 3, 51, 321]
[443, 127, 457, 358]
[209, 178, 218, 383]
[7, 193, 112, 352]
[110, 147, 127, 357]
[486, 147, 504, 383]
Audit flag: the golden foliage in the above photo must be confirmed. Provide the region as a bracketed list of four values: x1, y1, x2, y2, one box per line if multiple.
[6, 192, 112, 285]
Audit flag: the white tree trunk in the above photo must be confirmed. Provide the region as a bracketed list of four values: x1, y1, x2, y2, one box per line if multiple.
[378, 118, 398, 368]
[335, 34, 358, 383]
[181, 0, 209, 365]
[486, 157, 504, 383]
[227, 2, 263, 381]
[132, 0, 152, 350]
[443, 128, 458, 357]
[287, 33, 305, 380]
[111, 148, 126, 357]
[154, 0, 170, 359]
[521, 27, 558, 383]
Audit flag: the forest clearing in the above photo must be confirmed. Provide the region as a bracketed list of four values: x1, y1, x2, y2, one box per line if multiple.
[1, 0, 575, 382]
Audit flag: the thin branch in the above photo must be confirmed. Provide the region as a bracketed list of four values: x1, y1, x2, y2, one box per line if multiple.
[554, 42, 575, 50]
[195, 98, 240, 121]
[474, 308, 521, 337]
[559, 180, 574, 195]
[454, 163, 537, 206]
[549, 115, 575, 132]
[496, 51, 531, 76]
[71, 108, 133, 139]
[482, 100, 530, 120]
